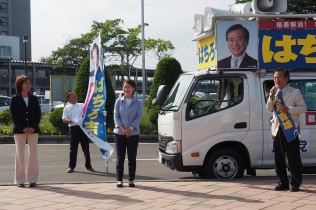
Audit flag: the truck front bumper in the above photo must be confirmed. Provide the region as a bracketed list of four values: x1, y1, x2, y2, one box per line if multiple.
[158, 149, 201, 172]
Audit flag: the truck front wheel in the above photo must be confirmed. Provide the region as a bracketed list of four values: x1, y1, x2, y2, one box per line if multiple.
[203, 149, 245, 179]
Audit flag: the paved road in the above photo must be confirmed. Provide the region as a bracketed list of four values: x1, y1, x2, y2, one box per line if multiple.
[0, 142, 282, 185]
[0, 143, 195, 185]
[2, 143, 316, 210]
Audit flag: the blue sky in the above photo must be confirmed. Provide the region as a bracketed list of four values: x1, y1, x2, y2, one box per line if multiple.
[31, 0, 236, 71]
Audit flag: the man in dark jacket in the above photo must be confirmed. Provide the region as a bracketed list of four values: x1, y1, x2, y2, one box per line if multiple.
[218, 24, 257, 69]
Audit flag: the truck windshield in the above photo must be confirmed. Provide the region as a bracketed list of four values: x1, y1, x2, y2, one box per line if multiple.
[162, 74, 194, 111]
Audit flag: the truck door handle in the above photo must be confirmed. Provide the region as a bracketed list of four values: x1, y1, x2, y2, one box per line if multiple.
[234, 122, 247, 129]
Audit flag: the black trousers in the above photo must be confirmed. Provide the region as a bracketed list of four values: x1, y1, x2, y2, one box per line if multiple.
[274, 127, 302, 187]
[115, 134, 139, 181]
[69, 126, 92, 169]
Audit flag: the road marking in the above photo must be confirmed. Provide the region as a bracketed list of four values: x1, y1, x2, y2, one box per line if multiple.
[112, 159, 158, 161]
[39, 143, 157, 146]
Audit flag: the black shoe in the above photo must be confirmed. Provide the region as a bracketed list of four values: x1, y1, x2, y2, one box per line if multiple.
[274, 183, 289, 191]
[128, 181, 135, 188]
[17, 184, 25, 188]
[29, 183, 36, 188]
[87, 167, 95, 172]
[290, 185, 300, 192]
[66, 168, 74, 173]
[117, 181, 123, 188]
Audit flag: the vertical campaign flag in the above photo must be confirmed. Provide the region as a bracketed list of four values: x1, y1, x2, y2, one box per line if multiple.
[81, 33, 113, 161]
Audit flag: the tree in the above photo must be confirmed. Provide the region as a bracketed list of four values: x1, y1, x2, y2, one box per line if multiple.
[46, 19, 125, 68]
[235, 0, 316, 14]
[45, 19, 174, 70]
[146, 57, 183, 124]
[74, 56, 116, 130]
[112, 26, 143, 68]
[287, 0, 316, 14]
[146, 38, 175, 60]
[74, 56, 90, 102]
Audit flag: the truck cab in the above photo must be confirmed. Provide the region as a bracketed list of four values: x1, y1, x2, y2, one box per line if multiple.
[154, 0, 316, 179]
[156, 69, 316, 179]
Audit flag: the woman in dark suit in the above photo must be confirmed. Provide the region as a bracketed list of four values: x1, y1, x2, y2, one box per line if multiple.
[9, 75, 41, 188]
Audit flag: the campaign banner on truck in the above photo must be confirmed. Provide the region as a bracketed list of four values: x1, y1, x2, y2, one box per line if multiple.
[216, 20, 258, 69]
[198, 35, 216, 69]
[259, 20, 316, 69]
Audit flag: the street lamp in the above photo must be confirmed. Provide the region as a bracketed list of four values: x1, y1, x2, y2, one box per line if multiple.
[23, 36, 28, 75]
[141, 0, 146, 107]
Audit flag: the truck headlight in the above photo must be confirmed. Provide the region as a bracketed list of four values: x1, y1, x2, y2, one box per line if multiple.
[166, 140, 181, 154]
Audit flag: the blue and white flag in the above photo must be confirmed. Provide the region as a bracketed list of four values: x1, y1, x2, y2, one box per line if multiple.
[81, 33, 113, 161]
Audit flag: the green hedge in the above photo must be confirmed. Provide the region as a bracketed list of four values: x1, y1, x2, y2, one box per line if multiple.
[49, 108, 69, 134]
[146, 57, 183, 124]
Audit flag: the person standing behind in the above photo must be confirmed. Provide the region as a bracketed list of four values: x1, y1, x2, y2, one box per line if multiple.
[10, 75, 41, 188]
[266, 69, 306, 192]
[62, 91, 94, 173]
[114, 79, 143, 188]
[217, 24, 257, 69]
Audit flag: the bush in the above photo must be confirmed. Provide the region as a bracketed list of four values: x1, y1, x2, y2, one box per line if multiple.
[139, 108, 157, 134]
[40, 113, 65, 135]
[146, 57, 183, 124]
[49, 108, 69, 134]
[0, 109, 11, 124]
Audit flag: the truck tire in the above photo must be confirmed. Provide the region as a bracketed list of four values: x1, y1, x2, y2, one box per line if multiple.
[203, 149, 245, 179]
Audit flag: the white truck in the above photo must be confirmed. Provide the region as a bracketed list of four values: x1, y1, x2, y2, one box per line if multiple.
[153, 0, 316, 179]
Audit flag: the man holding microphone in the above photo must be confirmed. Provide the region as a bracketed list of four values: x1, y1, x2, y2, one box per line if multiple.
[266, 69, 306, 192]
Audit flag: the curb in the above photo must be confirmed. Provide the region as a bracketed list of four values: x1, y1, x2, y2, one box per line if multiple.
[0, 135, 158, 144]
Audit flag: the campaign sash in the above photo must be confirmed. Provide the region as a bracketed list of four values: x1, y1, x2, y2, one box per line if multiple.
[273, 91, 298, 142]
[80, 33, 114, 161]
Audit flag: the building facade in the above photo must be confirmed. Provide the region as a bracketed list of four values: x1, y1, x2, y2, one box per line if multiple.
[0, 59, 76, 97]
[0, 0, 31, 61]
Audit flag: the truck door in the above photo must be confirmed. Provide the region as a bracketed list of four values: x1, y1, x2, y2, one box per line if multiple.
[261, 77, 316, 166]
[181, 75, 249, 166]
[288, 79, 316, 164]
[261, 79, 275, 166]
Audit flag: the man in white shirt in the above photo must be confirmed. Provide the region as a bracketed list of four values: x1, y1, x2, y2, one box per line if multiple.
[62, 91, 94, 173]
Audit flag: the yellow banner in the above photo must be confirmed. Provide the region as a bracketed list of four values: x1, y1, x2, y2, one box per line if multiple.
[198, 35, 216, 69]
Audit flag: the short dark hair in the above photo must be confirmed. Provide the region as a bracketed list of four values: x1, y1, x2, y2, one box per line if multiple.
[15, 75, 31, 94]
[225, 24, 250, 42]
[122, 79, 137, 94]
[65, 90, 73, 102]
[273, 68, 290, 82]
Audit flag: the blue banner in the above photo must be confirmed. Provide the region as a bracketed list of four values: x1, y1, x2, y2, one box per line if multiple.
[273, 91, 298, 142]
[81, 33, 113, 161]
[259, 30, 316, 69]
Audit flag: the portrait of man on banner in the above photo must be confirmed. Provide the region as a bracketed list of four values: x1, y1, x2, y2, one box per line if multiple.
[217, 20, 258, 69]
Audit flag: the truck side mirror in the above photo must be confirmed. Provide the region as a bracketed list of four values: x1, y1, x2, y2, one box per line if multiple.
[152, 85, 169, 107]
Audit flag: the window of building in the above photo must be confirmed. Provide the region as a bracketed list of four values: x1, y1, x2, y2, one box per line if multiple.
[0, 45, 11, 57]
